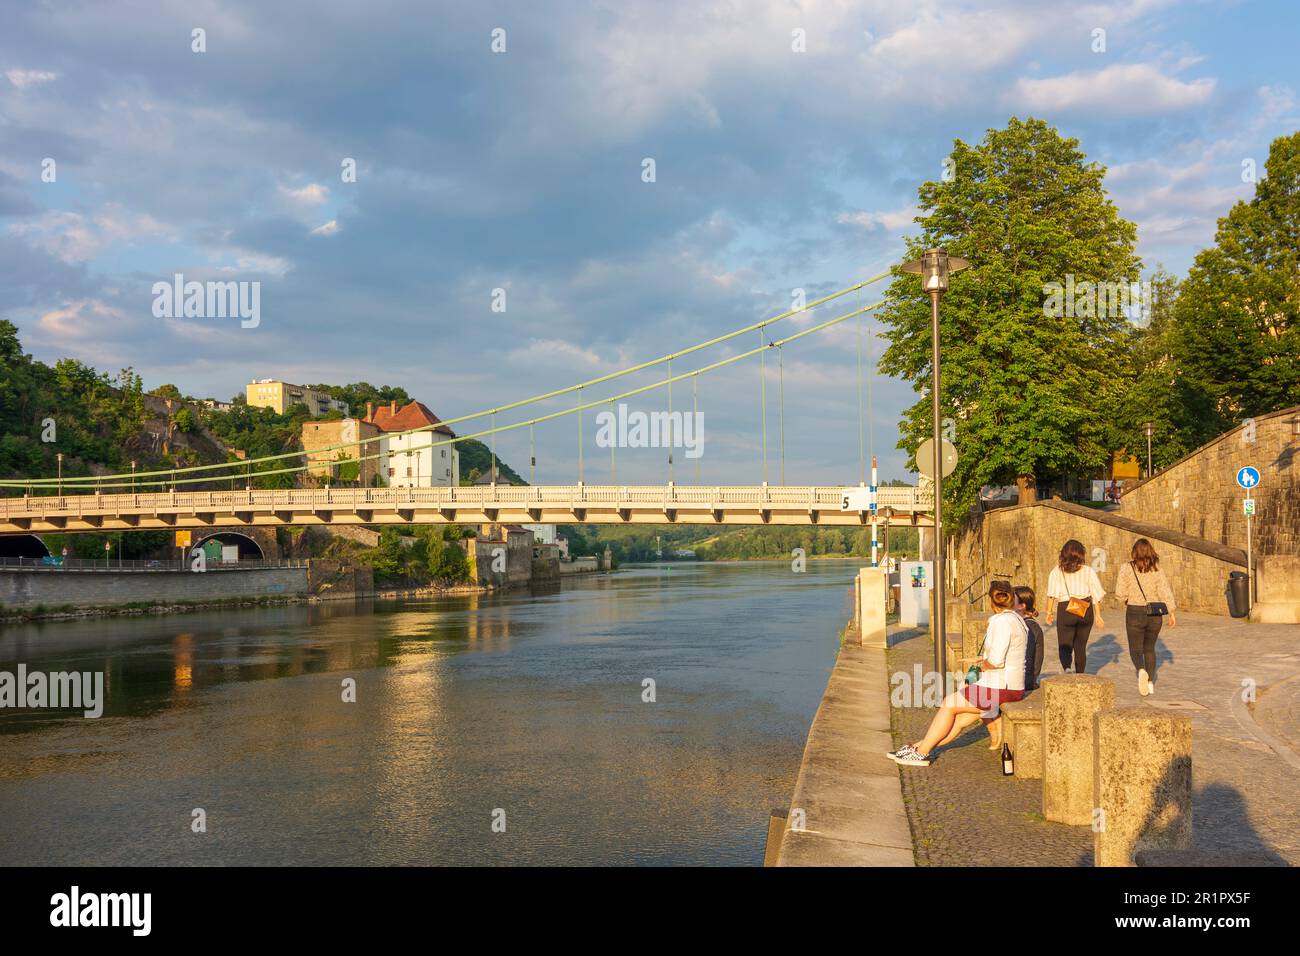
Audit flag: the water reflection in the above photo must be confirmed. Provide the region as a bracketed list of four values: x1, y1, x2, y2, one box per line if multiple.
[0, 561, 856, 865]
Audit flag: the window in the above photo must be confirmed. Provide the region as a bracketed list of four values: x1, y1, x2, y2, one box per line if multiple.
[387, 468, 395, 477]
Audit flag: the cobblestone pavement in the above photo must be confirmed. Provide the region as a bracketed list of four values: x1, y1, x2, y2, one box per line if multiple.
[887, 612, 1300, 867]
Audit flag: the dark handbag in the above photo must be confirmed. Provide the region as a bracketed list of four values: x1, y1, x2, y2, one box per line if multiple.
[1132, 564, 1169, 616]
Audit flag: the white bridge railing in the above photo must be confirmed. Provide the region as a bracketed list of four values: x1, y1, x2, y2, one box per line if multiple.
[2, 484, 932, 519]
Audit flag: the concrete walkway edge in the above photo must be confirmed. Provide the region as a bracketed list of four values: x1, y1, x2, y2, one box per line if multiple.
[774, 633, 914, 866]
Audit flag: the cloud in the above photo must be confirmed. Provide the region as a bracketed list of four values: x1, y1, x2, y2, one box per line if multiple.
[5, 69, 57, 89]
[7, 204, 175, 263]
[1009, 63, 1215, 114]
[837, 207, 918, 232]
[279, 183, 330, 206]
[310, 219, 339, 237]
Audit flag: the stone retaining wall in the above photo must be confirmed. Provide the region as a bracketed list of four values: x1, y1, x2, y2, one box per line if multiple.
[0, 565, 308, 609]
[1119, 404, 1300, 556]
[952, 500, 1247, 617]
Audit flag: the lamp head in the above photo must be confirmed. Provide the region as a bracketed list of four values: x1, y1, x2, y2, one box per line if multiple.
[900, 248, 969, 293]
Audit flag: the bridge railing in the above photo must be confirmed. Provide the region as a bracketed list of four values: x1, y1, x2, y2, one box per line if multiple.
[0, 484, 933, 518]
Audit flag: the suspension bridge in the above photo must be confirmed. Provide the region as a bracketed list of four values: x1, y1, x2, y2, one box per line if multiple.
[0, 268, 936, 543]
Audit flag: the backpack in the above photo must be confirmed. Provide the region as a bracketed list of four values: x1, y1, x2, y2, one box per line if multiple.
[1024, 619, 1044, 691]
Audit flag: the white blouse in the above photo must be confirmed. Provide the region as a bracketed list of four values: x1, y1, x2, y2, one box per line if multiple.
[1046, 566, 1105, 604]
[976, 610, 1029, 691]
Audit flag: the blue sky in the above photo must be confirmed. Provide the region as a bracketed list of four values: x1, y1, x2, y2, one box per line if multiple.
[1, 0, 1297, 484]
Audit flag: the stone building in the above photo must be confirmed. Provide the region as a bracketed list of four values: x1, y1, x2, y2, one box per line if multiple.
[301, 417, 381, 486]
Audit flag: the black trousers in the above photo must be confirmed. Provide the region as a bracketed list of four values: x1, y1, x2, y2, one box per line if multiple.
[1056, 600, 1094, 673]
[1125, 605, 1164, 679]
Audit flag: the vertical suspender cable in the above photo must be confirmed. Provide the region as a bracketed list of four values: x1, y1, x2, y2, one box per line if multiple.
[693, 375, 700, 486]
[491, 411, 497, 482]
[856, 311, 866, 485]
[778, 344, 786, 486]
[610, 399, 617, 483]
[759, 329, 768, 485]
[667, 357, 674, 483]
[577, 386, 584, 483]
[529, 423, 536, 484]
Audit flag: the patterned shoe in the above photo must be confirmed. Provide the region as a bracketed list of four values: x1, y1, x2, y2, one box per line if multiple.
[891, 745, 931, 767]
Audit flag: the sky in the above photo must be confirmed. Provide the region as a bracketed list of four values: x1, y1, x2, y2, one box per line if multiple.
[1, 0, 1297, 485]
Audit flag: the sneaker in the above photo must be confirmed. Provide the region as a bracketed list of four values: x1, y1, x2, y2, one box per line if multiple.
[892, 745, 931, 767]
[1138, 668, 1150, 697]
[885, 746, 912, 762]
[1148, 682, 1155, 696]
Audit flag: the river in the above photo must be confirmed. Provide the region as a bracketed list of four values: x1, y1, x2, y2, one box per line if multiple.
[0, 560, 854, 866]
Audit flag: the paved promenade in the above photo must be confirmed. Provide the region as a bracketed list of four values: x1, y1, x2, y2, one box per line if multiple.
[888, 612, 1300, 866]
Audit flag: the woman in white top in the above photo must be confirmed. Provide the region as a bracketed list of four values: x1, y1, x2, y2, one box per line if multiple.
[1044, 538, 1106, 674]
[887, 582, 1028, 767]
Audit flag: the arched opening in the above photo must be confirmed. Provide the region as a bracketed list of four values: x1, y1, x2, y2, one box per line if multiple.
[193, 532, 265, 563]
[0, 534, 50, 559]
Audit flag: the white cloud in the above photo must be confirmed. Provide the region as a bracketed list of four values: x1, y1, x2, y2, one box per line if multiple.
[505, 338, 608, 369]
[279, 182, 330, 205]
[1009, 62, 1215, 114]
[837, 206, 917, 232]
[5, 69, 58, 89]
[7, 204, 175, 263]
[311, 219, 340, 237]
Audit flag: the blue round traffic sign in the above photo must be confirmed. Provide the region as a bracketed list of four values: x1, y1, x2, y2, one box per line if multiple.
[1236, 466, 1260, 489]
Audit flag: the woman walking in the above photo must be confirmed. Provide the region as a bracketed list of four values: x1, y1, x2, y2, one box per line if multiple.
[1045, 539, 1106, 674]
[1114, 538, 1177, 696]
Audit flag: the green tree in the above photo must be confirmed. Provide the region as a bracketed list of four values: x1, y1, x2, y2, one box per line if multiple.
[877, 117, 1141, 527]
[1169, 131, 1300, 438]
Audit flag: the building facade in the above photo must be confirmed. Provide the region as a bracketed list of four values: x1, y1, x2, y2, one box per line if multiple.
[363, 400, 460, 488]
[247, 379, 349, 417]
[301, 417, 381, 486]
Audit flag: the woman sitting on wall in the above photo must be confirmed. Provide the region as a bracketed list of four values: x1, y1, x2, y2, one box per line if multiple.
[886, 582, 1029, 767]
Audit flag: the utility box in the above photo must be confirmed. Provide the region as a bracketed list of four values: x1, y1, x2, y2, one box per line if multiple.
[899, 561, 933, 627]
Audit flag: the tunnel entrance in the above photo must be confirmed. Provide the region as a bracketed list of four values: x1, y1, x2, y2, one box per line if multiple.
[0, 534, 51, 559]
[193, 532, 265, 563]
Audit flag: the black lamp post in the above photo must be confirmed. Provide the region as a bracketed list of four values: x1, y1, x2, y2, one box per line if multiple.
[1143, 422, 1154, 478]
[901, 248, 969, 681]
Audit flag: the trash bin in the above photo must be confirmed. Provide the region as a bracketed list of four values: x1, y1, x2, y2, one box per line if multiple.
[1227, 571, 1250, 618]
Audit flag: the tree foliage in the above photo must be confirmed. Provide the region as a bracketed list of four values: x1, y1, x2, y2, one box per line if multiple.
[877, 117, 1141, 527]
[1169, 130, 1300, 439]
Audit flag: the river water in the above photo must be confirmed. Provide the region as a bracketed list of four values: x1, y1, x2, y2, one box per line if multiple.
[0, 561, 854, 866]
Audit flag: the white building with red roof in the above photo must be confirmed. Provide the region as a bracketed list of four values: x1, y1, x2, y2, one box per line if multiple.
[363, 400, 460, 488]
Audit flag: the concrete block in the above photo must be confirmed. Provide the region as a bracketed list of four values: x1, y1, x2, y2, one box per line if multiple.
[1093, 707, 1192, 867]
[1001, 697, 1043, 779]
[962, 615, 989, 664]
[857, 567, 888, 646]
[1042, 674, 1115, 825]
[1250, 554, 1300, 623]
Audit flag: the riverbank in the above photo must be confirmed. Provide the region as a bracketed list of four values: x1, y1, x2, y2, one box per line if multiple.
[0, 580, 491, 626]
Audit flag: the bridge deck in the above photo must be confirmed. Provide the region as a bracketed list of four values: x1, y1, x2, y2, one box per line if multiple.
[0, 485, 934, 533]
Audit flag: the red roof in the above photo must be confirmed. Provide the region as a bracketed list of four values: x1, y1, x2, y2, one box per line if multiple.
[364, 401, 456, 437]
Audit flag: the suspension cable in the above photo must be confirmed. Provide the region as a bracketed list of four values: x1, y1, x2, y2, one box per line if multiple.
[759, 328, 768, 485]
[19, 301, 885, 490]
[856, 310, 865, 484]
[12, 273, 892, 488]
[778, 344, 786, 486]
[693, 375, 700, 486]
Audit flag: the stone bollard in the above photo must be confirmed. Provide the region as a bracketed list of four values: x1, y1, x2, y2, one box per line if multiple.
[857, 567, 888, 647]
[1001, 698, 1043, 779]
[1042, 675, 1114, 825]
[1094, 708, 1192, 867]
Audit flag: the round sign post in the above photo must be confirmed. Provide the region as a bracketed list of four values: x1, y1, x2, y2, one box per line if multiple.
[1236, 466, 1260, 610]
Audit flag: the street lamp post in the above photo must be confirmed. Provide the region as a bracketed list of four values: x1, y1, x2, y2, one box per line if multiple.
[56, 452, 64, 498]
[1143, 422, 1154, 479]
[131, 460, 137, 492]
[901, 248, 969, 682]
